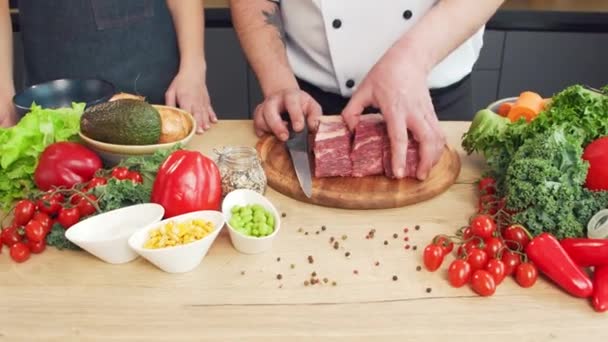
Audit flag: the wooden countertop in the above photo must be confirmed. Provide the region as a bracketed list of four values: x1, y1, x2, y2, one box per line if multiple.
[204, 0, 608, 12]
[1, 120, 607, 341]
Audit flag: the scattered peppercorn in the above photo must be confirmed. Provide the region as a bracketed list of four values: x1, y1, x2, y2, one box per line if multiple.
[345, 252, 351, 258]
[321, 225, 326, 231]
[304, 280, 310, 286]
[323, 278, 329, 283]
[333, 241, 339, 250]
[393, 233, 398, 239]
[290, 264, 295, 269]
[375, 261, 380, 266]
[277, 274, 283, 280]
[298, 228, 303, 233]
[276, 257, 281, 262]
[404, 237, 409, 242]
[305, 232, 309, 235]
[312, 271, 317, 277]
[279, 284, 283, 289]
[353, 270, 359, 275]
[415, 225, 420, 230]
[315, 231, 320, 235]
[384, 240, 388, 245]
[308, 255, 314, 264]
[282, 212, 286, 218]
[403, 228, 409, 233]
[371, 229, 376, 233]
[392, 275, 398, 281]
[241, 271, 245, 275]
[330, 237, 335, 243]
[405, 244, 411, 249]
[413, 245, 418, 251]
[416, 266, 422, 271]
[332, 281, 337, 286]
[426, 287, 432, 293]
[341, 234, 348, 241]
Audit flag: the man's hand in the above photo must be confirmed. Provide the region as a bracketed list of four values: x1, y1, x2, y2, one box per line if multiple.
[0, 94, 16, 128]
[341, 48, 446, 181]
[253, 88, 322, 140]
[165, 66, 217, 134]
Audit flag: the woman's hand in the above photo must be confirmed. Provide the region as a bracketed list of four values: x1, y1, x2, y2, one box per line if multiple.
[341, 47, 446, 181]
[253, 88, 322, 140]
[165, 65, 217, 134]
[0, 94, 16, 128]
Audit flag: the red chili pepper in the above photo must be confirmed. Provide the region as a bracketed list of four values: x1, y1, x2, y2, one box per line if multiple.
[151, 150, 222, 218]
[592, 265, 608, 312]
[560, 238, 608, 268]
[526, 233, 594, 298]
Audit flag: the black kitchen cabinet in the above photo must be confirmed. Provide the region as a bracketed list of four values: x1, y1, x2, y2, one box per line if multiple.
[12, 33, 25, 93]
[499, 31, 608, 99]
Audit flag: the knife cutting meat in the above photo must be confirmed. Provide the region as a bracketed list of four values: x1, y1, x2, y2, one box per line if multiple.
[281, 113, 313, 198]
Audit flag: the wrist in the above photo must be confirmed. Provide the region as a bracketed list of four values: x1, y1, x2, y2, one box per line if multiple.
[392, 35, 435, 75]
[259, 69, 300, 97]
[178, 57, 207, 76]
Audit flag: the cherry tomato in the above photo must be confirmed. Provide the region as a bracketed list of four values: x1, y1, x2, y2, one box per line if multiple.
[32, 212, 52, 232]
[515, 262, 538, 288]
[502, 224, 530, 251]
[484, 237, 504, 259]
[86, 176, 108, 191]
[470, 214, 496, 239]
[501, 250, 522, 276]
[1, 226, 23, 247]
[478, 177, 496, 195]
[448, 259, 472, 288]
[37, 194, 62, 216]
[26, 239, 46, 254]
[13, 200, 36, 226]
[423, 244, 445, 272]
[126, 171, 143, 184]
[457, 239, 483, 258]
[57, 207, 81, 229]
[485, 258, 506, 285]
[478, 194, 499, 215]
[51, 193, 65, 203]
[111, 167, 130, 180]
[76, 194, 98, 217]
[24, 220, 46, 242]
[434, 236, 454, 255]
[467, 248, 489, 271]
[10, 242, 30, 263]
[471, 270, 496, 296]
[462, 227, 473, 240]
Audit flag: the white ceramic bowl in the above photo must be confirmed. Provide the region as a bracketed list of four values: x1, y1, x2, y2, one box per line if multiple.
[128, 210, 225, 273]
[221, 189, 281, 254]
[65, 203, 165, 264]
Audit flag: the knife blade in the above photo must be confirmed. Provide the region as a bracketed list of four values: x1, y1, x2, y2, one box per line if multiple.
[282, 113, 313, 198]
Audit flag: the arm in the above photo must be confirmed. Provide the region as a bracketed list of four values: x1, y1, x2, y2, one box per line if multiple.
[230, 0, 321, 140]
[342, 0, 504, 180]
[165, 0, 217, 133]
[0, 0, 16, 127]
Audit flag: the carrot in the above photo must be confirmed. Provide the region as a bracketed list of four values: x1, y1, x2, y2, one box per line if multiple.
[507, 91, 544, 123]
[542, 98, 552, 110]
[497, 102, 514, 117]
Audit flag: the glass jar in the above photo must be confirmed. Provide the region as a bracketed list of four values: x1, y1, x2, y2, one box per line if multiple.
[214, 146, 267, 195]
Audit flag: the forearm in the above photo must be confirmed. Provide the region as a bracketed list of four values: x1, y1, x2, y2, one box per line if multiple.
[0, 1, 14, 96]
[230, 0, 298, 96]
[392, 0, 504, 73]
[166, 0, 206, 72]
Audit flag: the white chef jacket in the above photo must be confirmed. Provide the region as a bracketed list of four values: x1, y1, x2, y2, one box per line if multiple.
[270, 0, 484, 97]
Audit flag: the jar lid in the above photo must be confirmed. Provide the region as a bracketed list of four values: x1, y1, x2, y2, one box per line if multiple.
[588, 209, 608, 239]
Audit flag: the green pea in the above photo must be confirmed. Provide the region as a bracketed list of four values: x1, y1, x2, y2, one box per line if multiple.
[252, 229, 260, 237]
[229, 218, 241, 229]
[253, 213, 265, 223]
[241, 214, 253, 223]
[240, 208, 253, 217]
[266, 216, 275, 227]
[252, 204, 265, 212]
[231, 206, 241, 214]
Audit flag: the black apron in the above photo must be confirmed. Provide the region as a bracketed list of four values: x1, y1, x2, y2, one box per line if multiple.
[18, 0, 179, 104]
[297, 74, 473, 121]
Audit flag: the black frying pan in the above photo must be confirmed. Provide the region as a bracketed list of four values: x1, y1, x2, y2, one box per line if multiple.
[13, 78, 116, 117]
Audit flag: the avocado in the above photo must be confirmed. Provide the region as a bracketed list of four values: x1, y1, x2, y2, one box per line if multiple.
[80, 99, 162, 145]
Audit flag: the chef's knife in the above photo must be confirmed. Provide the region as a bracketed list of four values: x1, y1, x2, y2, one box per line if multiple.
[282, 113, 313, 198]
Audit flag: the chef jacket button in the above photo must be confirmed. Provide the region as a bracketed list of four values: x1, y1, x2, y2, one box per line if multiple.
[346, 79, 355, 88]
[332, 19, 342, 29]
[403, 10, 413, 20]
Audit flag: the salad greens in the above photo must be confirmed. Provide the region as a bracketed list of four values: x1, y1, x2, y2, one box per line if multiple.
[0, 103, 85, 210]
[462, 85, 608, 238]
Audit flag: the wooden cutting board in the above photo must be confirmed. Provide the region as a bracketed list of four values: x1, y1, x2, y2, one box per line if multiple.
[256, 135, 461, 210]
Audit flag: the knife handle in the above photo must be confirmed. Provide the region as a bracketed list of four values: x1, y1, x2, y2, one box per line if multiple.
[281, 112, 308, 142]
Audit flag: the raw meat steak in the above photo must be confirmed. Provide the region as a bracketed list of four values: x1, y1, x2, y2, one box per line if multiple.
[350, 114, 386, 177]
[383, 137, 420, 178]
[313, 116, 353, 177]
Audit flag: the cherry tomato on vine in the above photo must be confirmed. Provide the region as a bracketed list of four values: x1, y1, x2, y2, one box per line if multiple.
[13, 200, 36, 226]
[10, 242, 30, 263]
[478, 194, 499, 215]
[26, 239, 46, 254]
[1, 226, 22, 247]
[76, 194, 98, 217]
[515, 262, 538, 288]
[485, 258, 506, 285]
[484, 237, 504, 259]
[37, 194, 62, 216]
[462, 227, 474, 240]
[457, 239, 483, 258]
[423, 244, 445, 272]
[57, 207, 81, 229]
[111, 167, 130, 180]
[434, 236, 454, 255]
[470, 214, 496, 239]
[85, 176, 108, 191]
[502, 225, 530, 251]
[501, 250, 522, 276]
[25, 220, 46, 242]
[478, 177, 496, 195]
[471, 270, 496, 296]
[448, 259, 472, 288]
[32, 212, 52, 232]
[126, 171, 143, 184]
[467, 248, 489, 271]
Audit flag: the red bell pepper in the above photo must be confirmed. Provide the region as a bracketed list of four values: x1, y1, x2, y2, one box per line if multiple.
[151, 150, 222, 218]
[34, 142, 102, 191]
[592, 265, 608, 312]
[560, 238, 608, 268]
[526, 233, 594, 298]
